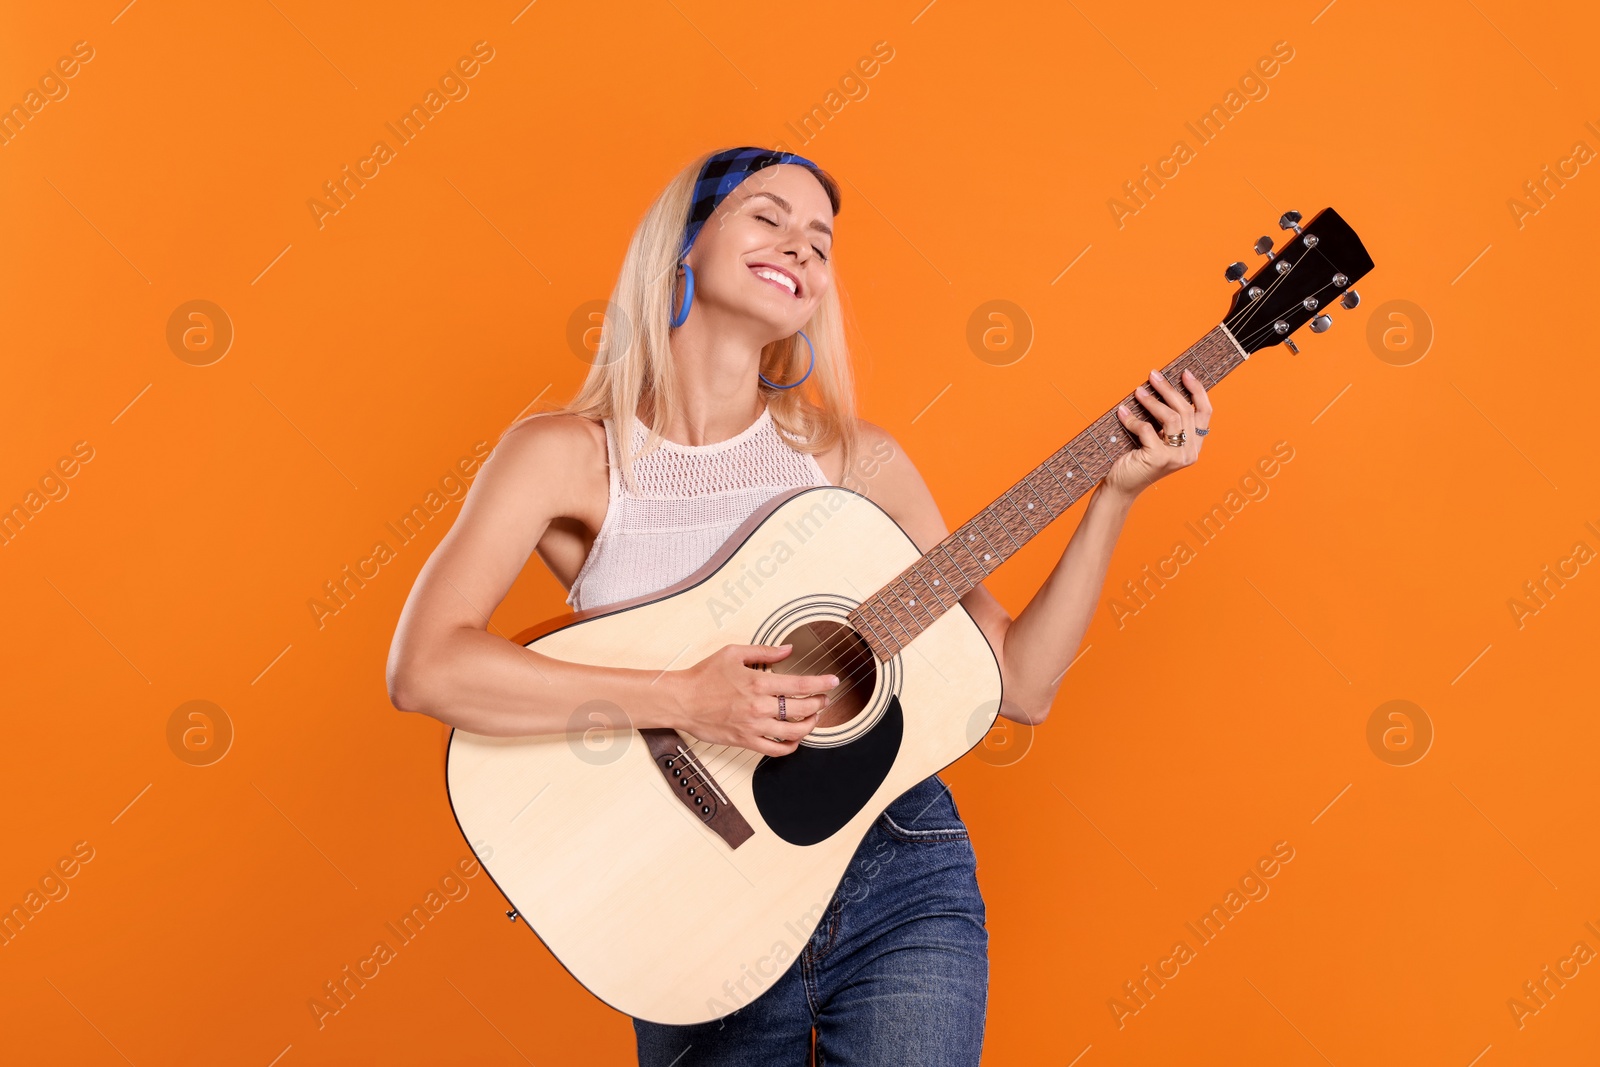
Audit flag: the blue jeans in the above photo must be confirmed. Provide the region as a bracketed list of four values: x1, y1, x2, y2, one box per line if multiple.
[633, 774, 989, 1066]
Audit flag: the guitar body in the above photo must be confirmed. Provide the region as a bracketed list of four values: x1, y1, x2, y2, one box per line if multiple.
[443, 206, 1376, 1028]
[446, 485, 1003, 1025]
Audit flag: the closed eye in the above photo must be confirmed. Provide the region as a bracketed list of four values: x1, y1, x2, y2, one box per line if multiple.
[756, 213, 829, 263]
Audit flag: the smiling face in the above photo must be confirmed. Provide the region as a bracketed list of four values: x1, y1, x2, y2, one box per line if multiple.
[679, 163, 836, 339]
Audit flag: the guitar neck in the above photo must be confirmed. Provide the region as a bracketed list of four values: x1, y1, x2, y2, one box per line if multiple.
[848, 323, 1250, 661]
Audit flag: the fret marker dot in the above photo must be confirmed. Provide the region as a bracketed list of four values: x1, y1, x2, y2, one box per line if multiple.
[983, 553, 992, 561]
[932, 579, 940, 586]
[909, 599, 917, 607]
[1026, 502, 1034, 510]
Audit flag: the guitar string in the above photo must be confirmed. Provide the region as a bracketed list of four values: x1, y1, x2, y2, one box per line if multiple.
[1223, 238, 1320, 343]
[689, 499, 1074, 784]
[1233, 271, 1341, 352]
[687, 279, 1311, 786]
[1224, 244, 1343, 352]
[686, 321, 1249, 782]
[678, 242, 1351, 786]
[1239, 265, 1345, 351]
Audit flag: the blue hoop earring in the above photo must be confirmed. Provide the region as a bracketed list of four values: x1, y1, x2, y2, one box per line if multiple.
[670, 262, 695, 327]
[761, 330, 814, 390]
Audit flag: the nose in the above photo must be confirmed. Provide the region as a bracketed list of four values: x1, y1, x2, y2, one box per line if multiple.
[774, 223, 811, 262]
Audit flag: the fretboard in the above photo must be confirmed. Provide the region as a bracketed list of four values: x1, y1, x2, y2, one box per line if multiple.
[849, 323, 1249, 660]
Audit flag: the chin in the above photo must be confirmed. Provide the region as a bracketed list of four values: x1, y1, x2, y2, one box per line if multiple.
[734, 303, 804, 339]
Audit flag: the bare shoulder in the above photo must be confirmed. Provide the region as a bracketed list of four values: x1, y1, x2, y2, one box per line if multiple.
[845, 418, 923, 496]
[838, 418, 949, 549]
[484, 413, 606, 504]
[846, 420, 1015, 662]
[496, 411, 605, 462]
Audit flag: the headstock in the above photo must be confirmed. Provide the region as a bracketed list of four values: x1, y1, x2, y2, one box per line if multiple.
[1222, 207, 1375, 355]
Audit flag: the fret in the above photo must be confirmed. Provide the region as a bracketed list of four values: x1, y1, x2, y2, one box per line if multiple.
[893, 576, 937, 629]
[851, 325, 1259, 664]
[1169, 363, 1196, 397]
[934, 545, 972, 600]
[998, 486, 1036, 537]
[905, 562, 936, 613]
[980, 506, 1022, 555]
[917, 556, 956, 610]
[1039, 456, 1075, 508]
[949, 531, 990, 584]
[1017, 480, 1047, 528]
[1170, 357, 1193, 395]
[867, 596, 912, 647]
[1004, 486, 1042, 535]
[1100, 413, 1134, 458]
[993, 494, 1034, 543]
[972, 502, 1011, 551]
[864, 617, 902, 659]
[884, 593, 920, 643]
[1029, 468, 1069, 517]
[960, 521, 998, 572]
[1081, 421, 1116, 472]
[1022, 469, 1062, 518]
[854, 610, 891, 654]
[1059, 444, 1090, 485]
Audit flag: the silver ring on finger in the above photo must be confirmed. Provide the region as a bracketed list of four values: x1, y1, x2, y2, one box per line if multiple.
[1195, 426, 1210, 436]
[777, 694, 787, 721]
[1164, 429, 1187, 447]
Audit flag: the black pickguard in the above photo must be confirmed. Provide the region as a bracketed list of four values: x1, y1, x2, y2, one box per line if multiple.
[750, 696, 903, 846]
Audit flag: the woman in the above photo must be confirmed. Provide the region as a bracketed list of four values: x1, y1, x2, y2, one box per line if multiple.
[386, 146, 1212, 1065]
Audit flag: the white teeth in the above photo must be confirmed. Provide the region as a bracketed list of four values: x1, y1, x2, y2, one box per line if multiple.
[753, 268, 797, 295]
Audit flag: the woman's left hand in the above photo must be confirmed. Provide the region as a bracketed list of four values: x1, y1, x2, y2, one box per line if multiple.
[1104, 367, 1213, 499]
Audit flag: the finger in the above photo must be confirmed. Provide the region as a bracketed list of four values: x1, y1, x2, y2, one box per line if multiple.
[752, 735, 801, 757]
[767, 716, 820, 742]
[1145, 368, 1193, 409]
[751, 690, 831, 727]
[1117, 404, 1163, 448]
[1133, 382, 1179, 428]
[1143, 369, 1193, 416]
[738, 643, 794, 665]
[757, 671, 841, 695]
[775, 693, 830, 722]
[1161, 374, 1198, 438]
[1180, 368, 1214, 419]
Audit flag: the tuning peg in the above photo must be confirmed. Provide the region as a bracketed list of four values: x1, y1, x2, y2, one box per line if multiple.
[1340, 289, 1361, 310]
[1310, 314, 1333, 333]
[1254, 236, 1275, 259]
[1225, 261, 1248, 287]
[1278, 210, 1303, 234]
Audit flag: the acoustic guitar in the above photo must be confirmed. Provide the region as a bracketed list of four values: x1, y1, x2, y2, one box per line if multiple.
[445, 207, 1375, 1024]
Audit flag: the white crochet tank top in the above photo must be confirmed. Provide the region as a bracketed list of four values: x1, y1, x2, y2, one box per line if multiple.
[565, 405, 831, 611]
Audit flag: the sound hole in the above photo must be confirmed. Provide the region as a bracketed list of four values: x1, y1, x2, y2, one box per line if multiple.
[768, 620, 876, 729]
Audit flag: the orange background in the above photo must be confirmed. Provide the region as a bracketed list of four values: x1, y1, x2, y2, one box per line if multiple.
[3, 0, 1597, 1063]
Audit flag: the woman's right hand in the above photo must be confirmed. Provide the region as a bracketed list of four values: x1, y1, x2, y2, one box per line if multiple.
[672, 644, 838, 756]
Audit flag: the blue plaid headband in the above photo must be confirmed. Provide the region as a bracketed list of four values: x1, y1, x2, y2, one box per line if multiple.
[680, 146, 826, 260]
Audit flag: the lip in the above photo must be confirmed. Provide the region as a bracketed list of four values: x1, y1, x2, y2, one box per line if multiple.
[748, 262, 802, 299]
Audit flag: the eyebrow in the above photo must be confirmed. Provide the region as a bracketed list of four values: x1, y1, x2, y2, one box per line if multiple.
[744, 191, 833, 239]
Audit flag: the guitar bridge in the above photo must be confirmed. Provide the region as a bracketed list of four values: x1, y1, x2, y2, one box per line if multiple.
[639, 728, 754, 849]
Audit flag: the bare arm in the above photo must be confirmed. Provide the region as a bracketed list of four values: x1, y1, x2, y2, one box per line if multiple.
[385, 415, 836, 753]
[853, 367, 1212, 725]
[986, 483, 1135, 722]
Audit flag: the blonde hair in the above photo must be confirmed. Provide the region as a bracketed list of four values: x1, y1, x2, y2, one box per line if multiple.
[509, 147, 860, 492]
